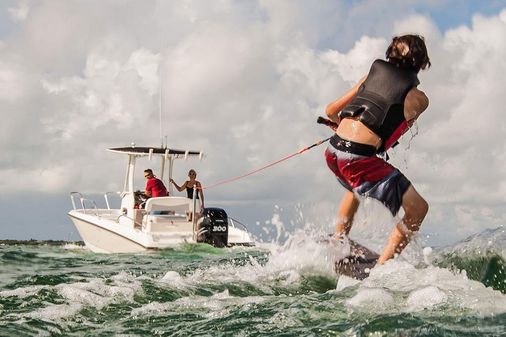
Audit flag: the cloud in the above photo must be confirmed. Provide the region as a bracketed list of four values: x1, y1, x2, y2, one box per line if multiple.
[398, 10, 506, 205]
[0, 1, 505, 243]
[8, 1, 29, 22]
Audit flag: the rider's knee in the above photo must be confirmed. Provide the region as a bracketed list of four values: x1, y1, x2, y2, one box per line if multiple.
[418, 198, 429, 218]
[405, 196, 429, 222]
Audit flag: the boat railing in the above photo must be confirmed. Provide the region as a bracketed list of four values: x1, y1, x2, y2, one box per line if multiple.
[228, 217, 250, 232]
[70, 192, 84, 210]
[104, 191, 121, 210]
[116, 214, 144, 230]
[70, 192, 106, 218]
[81, 198, 99, 217]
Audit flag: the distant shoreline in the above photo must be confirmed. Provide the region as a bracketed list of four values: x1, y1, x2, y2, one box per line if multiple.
[0, 239, 84, 246]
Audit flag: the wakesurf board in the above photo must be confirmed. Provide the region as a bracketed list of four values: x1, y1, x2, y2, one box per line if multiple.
[335, 239, 380, 280]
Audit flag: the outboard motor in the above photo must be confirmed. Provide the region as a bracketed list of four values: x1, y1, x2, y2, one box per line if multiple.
[197, 207, 229, 247]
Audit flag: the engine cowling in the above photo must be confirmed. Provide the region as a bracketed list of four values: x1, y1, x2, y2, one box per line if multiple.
[197, 207, 229, 247]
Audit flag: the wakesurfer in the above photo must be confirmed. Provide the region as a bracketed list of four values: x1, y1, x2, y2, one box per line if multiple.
[324, 34, 431, 265]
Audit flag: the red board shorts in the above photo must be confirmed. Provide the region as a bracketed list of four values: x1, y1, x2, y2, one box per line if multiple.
[325, 135, 411, 216]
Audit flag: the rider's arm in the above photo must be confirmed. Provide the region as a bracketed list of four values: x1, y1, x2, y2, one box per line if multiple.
[325, 76, 366, 123]
[404, 87, 429, 126]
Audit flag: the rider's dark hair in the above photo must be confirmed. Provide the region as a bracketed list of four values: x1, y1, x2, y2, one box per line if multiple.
[144, 169, 153, 175]
[386, 35, 431, 73]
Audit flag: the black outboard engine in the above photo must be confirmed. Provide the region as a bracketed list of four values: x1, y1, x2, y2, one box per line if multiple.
[197, 208, 229, 247]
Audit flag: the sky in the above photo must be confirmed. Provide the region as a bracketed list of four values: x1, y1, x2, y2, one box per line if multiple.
[1, 0, 506, 247]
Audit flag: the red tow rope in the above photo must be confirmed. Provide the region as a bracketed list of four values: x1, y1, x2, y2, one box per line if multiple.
[201, 137, 331, 190]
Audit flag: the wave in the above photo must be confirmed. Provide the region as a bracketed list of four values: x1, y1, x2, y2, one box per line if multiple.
[434, 226, 506, 294]
[1, 226, 506, 336]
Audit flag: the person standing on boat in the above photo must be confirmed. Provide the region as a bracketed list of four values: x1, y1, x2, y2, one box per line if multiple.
[144, 169, 169, 198]
[324, 35, 431, 264]
[170, 169, 205, 211]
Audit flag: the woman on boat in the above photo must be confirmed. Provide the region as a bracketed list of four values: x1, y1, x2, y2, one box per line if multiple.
[170, 169, 205, 211]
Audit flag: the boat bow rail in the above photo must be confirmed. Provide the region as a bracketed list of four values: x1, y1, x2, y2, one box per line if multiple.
[104, 191, 121, 210]
[70, 192, 124, 219]
[70, 192, 101, 216]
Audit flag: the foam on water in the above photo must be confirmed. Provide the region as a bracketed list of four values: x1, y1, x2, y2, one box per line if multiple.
[28, 303, 83, 321]
[406, 286, 448, 311]
[130, 301, 172, 317]
[160, 270, 187, 288]
[346, 288, 394, 309]
[63, 243, 86, 251]
[1, 217, 506, 335]
[337, 259, 506, 316]
[6, 271, 147, 323]
[159, 231, 345, 293]
[0, 285, 45, 299]
[157, 225, 506, 319]
[173, 289, 265, 320]
[55, 271, 142, 309]
[131, 289, 266, 320]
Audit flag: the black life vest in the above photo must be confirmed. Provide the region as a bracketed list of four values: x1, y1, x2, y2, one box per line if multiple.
[339, 59, 419, 152]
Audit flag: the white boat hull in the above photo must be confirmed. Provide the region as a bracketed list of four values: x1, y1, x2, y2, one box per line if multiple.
[68, 208, 255, 253]
[69, 213, 149, 253]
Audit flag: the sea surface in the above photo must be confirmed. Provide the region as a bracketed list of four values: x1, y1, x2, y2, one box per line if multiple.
[1, 227, 505, 337]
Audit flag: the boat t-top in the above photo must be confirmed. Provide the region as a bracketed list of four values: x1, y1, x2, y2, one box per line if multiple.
[68, 145, 255, 253]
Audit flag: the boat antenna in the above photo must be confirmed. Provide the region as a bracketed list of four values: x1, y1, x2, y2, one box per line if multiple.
[159, 53, 163, 148]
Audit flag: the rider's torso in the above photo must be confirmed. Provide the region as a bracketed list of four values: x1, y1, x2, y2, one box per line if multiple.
[336, 118, 382, 149]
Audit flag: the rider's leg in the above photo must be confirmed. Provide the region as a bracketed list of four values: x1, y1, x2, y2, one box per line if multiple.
[377, 185, 428, 264]
[335, 191, 360, 236]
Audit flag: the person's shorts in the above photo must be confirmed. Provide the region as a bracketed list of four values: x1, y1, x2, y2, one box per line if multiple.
[325, 135, 411, 216]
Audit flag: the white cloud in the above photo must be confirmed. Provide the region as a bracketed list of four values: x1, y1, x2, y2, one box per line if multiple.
[8, 1, 29, 22]
[401, 10, 506, 206]
[0, 1, 505, 243]
[0, 60, 24, 100]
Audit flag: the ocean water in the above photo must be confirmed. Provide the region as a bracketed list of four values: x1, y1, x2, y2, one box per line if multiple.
[1, 228, 505, 337]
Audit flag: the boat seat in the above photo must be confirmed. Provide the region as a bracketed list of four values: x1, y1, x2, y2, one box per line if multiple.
[144, 196, 194, 215]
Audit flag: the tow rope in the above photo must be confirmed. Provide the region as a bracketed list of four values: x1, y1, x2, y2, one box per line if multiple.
[201, 137, 330, 190]
[196, 117, 335, 190]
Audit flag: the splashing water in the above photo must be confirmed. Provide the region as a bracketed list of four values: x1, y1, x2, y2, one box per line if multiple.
[1, 224, 505, 336]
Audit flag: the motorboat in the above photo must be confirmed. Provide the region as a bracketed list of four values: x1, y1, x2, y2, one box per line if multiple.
[68, 145, 255, 253]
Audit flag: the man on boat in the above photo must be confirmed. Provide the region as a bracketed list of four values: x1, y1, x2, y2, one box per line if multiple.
[324, 35, 431, 264]
[144, 169, 169, 198]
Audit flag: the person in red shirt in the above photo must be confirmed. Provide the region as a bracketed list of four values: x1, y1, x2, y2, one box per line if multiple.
[144, 169, 168, 198]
